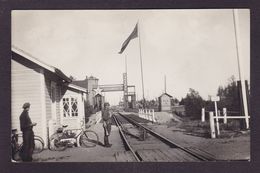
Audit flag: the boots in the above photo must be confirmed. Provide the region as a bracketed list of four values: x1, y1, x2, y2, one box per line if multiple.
[104, 136, 112, 147]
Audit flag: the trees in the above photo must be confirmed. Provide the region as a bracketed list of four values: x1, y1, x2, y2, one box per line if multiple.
[171, 98, 179, 106]
[179, 76, 246, 119]
[180, 88, 204, 119]
[216, 76, 240, 112]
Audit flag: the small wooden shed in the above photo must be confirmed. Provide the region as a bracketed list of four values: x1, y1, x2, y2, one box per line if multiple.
[158, 93, 173, 112]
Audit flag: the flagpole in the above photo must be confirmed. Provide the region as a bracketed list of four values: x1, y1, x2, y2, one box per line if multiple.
[164, 75, 166, 93]
[125, 55, 128, 75]
[232, 9, 250, 129]
[137, 21, 145, 107]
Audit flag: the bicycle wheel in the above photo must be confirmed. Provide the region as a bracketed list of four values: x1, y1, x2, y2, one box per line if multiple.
[33, 138, 44, 153]
[11, 141, 21, 161]
[80, 130, 99, 147]
[49, 133, 68, 151]
[34, 135, 45, 145]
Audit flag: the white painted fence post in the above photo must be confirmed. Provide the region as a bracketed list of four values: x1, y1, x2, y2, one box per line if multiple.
[148, 110, 151, 121]
[223, 108, 227, 124]
[209, 112, 216, 138]
[152, 109, 155, 123]
[201, 108, 205, 122]
[218, 110, 221, 123]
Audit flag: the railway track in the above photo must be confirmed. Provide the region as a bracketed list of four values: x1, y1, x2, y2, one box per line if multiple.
[113, 112, 217, 162]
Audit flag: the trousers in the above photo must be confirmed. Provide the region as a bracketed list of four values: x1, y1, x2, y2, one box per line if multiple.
[20, 130, 35, 162]
[103, 120, 112, 146]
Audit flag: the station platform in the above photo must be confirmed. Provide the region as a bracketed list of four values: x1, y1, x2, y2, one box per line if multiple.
[33, 122, 126, 162]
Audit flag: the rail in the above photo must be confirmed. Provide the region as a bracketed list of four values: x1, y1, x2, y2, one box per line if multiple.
[112, 114, 141, 162]
[119, 113, 216, 161]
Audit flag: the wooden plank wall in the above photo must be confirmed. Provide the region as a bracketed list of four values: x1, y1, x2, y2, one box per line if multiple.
[11, 59, 43, 137]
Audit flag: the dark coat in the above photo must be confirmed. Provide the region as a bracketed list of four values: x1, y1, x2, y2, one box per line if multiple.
[20, 110, 33, 132]
[102, 109, 111, 121]
[19, 109, 35, 161]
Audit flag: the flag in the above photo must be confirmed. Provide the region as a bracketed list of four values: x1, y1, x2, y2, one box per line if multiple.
[119, 23, 138, 54]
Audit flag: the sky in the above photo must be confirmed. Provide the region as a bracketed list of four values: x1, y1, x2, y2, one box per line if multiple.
[12, 9, 250, 105]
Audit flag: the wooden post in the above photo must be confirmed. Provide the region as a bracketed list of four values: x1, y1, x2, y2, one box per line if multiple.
[218, 110, 221, 122]
[214, 101, 220, 135]
[209, 112, 216, 138]
[148, 110, 152, 121]
[201, 108, 205, 122]
[223, 108, 227, 124]
[152, 109, 155, 123]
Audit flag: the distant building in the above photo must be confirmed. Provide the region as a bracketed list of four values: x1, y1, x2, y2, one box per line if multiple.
[72, 76, 104, 111]
[158, 93, 173, 112]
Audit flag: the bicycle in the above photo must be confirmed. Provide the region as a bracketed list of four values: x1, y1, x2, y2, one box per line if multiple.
[49, 124, 99, 151]
[11, 129, 44, 161]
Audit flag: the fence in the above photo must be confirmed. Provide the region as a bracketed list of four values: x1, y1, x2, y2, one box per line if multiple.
[138, 109, 156, 123]
[201, 108, 250, 138]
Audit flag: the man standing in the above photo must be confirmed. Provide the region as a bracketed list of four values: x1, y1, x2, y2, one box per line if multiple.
[19, 102, 36, 162]
[102, 102, 112, 147]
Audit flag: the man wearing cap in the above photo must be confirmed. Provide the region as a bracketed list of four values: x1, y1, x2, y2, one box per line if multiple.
[102, 102, 112, 147]
[19, 102, 37, 162]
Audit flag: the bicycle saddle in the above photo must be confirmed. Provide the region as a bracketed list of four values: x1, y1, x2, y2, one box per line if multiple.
[62, 125, 68, 128]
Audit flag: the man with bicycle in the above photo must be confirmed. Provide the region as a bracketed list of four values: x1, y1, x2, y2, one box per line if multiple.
[102, 102, 112, 147]
[19, 102, 37, 162]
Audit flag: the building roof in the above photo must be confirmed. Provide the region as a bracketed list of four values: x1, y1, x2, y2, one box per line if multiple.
[68, 84, 87, 93]
[159, 92, 173, 98]
[12, 45, 72, 83]
[71, 80, 88, 89]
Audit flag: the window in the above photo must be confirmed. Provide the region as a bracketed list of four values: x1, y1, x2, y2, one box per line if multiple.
[63, 97, 78, 117]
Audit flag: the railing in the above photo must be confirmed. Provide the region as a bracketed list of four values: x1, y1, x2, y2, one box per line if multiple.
[138, 109, 156, 123]
[201, 108, 250, 138]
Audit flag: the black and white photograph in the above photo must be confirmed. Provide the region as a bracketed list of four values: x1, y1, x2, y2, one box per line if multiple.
[10, 9, 250, 162]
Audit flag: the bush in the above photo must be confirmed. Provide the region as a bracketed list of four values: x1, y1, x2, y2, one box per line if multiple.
[180, 88, 204, 119]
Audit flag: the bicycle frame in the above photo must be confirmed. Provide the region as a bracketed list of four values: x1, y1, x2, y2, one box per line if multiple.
[55, 127, 85, 147]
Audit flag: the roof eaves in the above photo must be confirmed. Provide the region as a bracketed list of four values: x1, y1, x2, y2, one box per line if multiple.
[12, 45, 71, 83]
[12, 45, 55, 73]
[68, 84, 87, 93]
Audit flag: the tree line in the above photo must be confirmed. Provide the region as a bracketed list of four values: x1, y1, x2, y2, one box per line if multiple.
[180, 76, 249, 119]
